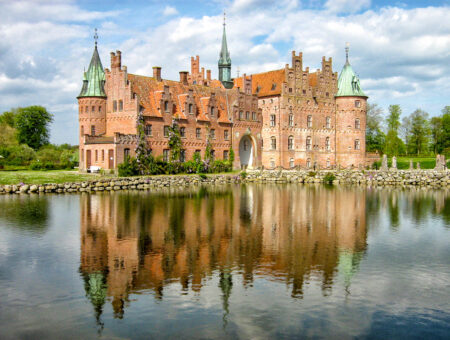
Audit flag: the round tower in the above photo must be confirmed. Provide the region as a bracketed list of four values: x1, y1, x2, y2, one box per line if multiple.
[335, 43, 368, 168]
[77, 30, 107, 171]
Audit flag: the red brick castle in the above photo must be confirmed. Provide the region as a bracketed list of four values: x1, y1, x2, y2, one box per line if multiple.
[78, 25, 368, 171]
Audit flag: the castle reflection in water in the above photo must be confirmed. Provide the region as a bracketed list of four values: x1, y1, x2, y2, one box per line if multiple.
[79, 185, 368, 321]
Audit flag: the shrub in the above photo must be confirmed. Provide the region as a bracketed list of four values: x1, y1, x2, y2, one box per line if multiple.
[211, 160, 231, 173]
[240, 171, 247, 179]
[199, 173, 207, 180]
[30, 161, 43, 170]
[323, 173, 336, 184]
[118, 156, 139, 177]
[308, 171, 316, 177]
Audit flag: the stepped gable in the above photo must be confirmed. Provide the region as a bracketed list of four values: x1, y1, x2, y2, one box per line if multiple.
[128, 73, 231, 124]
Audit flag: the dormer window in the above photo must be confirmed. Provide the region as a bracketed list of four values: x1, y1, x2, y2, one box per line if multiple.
[256, 86, 261, 94]
[271, 83, 276, 91]
[211, 107, 215, 116]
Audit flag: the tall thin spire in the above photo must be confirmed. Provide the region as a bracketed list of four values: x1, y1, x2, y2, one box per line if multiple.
[218, 10, 233, 88]
[345, 42, 350, 65]
[94, 28, 98, 47]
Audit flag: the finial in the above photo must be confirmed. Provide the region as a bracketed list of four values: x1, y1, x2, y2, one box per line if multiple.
[94, 28, 98, 47]
[237, 66, 240, 78]
[223, 10, 226, 27]
[345, 42, 350, 64]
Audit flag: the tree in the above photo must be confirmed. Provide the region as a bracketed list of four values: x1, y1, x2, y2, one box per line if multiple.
[405, 109, 430, 155]
[430, 116, 443, 154]
[14, 106, 53, 150]
[168, 121, 182, 162]
[366, 103, 386, 153]
[0, 109, 17, 127]
[442, 106, 450, 154]
[384, 104, 404, 156]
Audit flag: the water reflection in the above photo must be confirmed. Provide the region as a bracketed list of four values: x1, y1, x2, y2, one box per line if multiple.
[79, 185, 368, 323]
[0, 195, 49, 233]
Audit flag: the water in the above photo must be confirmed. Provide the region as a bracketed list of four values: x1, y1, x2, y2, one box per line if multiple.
[0, 184, 449, 339]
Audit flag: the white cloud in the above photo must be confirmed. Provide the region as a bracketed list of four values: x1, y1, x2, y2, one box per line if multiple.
[163, 5, 178, 16]
[324, 0, 371, 14]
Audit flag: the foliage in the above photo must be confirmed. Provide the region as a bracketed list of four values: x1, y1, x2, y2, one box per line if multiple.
[199, 173, 207, 180]
[0, 110, 17, 127]
[0, 144, 36, 166]
[366, 103, 386, 153]
[14, 106, 53, 150]
[134, 109, 151, 175]
[229, 147, 235, 163]
[404, 109, 431, 155]
[168, 122, 182, 162]
[323, 173, 336, 184]
[118, 156, 139, 177]
[385, 104, 403, 156]
[240, 171, 247, 179]
[308, 171, 316, 177]
[210, 160, 232, 173]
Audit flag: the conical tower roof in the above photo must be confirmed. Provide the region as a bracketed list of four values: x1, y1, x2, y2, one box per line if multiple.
[336, 44, 366, 98]
[78, 42, 106, 98]
[218, 20, 231, 66]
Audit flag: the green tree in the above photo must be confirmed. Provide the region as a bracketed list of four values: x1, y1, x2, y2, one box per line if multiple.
[0, 109, 17, 127]
[405, 109, 430, 155]
[442, 106, 450, 154]
[385, 104, 404, 156]
[168, 121, 182, 162]
[366, 103, 386, 153]
[14, 106, 53, 150]
[430, 116, 443, 154]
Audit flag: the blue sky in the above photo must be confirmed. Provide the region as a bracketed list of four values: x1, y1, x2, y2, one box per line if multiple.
[0, 0, 449, 144]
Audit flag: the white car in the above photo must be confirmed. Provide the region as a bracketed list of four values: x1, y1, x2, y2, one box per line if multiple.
[88, 166, 101, 173]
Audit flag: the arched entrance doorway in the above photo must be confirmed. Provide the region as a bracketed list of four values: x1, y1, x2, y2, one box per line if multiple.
[239, 135, 254, 169]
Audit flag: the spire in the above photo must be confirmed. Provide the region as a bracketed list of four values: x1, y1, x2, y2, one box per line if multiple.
[336, 43, 367, 98]
[78, 29, 106, 98]
[219, 11, 231, 66]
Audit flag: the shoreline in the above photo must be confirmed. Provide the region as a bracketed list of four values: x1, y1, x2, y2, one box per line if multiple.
[0, 169, 449, 195]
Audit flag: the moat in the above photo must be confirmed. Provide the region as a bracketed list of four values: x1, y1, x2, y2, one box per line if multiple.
[0, 184, 449, 339]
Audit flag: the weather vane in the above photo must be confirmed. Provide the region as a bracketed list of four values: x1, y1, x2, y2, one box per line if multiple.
[223, 10, 226, 26]
[345, 42, 350, 63]
[94, 28, 98, 46]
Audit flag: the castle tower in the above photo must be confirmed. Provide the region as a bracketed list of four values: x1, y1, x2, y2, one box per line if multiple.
[335, 43, 368, 168]
[77, 29, 107, 170]
[218, 13, 233, 89]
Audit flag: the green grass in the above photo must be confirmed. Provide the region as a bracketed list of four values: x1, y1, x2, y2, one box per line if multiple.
[0, 170, 102, 185]
[372, 156, 449, 170]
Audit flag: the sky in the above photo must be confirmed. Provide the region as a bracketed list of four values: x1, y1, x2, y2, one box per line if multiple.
[0, 0, 449, 144]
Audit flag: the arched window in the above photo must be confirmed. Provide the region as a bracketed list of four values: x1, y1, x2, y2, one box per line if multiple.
[307, 115, 312, 128]
[306, 158, 311, 168]
[306, 136, 312, 150]
[288, 136, 294, 150]
[119, 100, 123, 112]
[355, 139, 360, 150]
[355, 100, 361, 108]
[289, 114, 294, 127]
[325, 137, 330, 151]
[271, 137, 276, 150]
[355, 118, 360, 129]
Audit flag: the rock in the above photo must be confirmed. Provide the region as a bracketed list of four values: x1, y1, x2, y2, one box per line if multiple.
[29, 185, 38, 193]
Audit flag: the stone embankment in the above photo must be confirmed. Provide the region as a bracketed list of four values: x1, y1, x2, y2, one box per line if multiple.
[0, 170, 449, 195]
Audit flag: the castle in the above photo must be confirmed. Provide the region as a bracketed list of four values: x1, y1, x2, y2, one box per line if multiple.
[78, 23, 368, 171]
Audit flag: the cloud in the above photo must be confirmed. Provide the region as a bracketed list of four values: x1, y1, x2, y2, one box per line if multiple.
[324, 0, 371, 14]
[163, 5, 178, 16]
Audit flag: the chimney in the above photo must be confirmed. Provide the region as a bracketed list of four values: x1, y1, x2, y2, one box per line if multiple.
[191, 56, 200, 74]
[206, 70, 211, 81]
[179, 71, 188, 85]
[153, 66, 161, 81]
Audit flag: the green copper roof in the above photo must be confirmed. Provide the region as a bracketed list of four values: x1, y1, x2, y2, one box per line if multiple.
[78, 45, 106, 98]
[336, 59, 366, 98]
[218, 24, 231, 66]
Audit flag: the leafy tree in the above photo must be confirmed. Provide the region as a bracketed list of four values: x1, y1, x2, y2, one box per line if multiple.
[14, 106, 53, 150]
[442, 106, 450, 153]
[405, 109, 430, 155]
[0, 110, 17, 127]
[385, 104, 404, 156]
[134, 109, 151, 175]
[430, 116, 443, 154]
[366, 103, 386, 153]
[168, 121, 182, 162]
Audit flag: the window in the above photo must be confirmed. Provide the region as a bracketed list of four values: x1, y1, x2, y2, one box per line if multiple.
[271, 83, 276, 90]
[80, 126, 84, 136]
[124, 148, 130, 159]
[92, 106, 95, 112]
[102, 150, 105, 161]
[180, 127, 186, 138]
[99, 106, 102, 112]
[326, 92, 329, 97]
[252, 112, 256, 121]
[288, 136, 294, 150]
[307, 158, 311, 168]
[145, 125, 152, 136]
[355, 118, 360, 129]
[91, 125, 95, 136]
[289, 88, 292, 93]
[95, 150, 98, 161]
[306, 136, 312, 150]
[355, 139, 360, 150]
[327, 159, 330, 168]
[210, 129, 215, 139]
[270, 114, 276, 127]
[196, 128, 201, 139]
[243, 140, 249, 151]
[289, 114, 294, 127]
[211, 107, 215, 116]
[270, 159, 275, 168]
[113, 101, 117, 112]
[271, 136, 276, 150]
[164, 125, 170, 137]
[163, 149, 169, 162]
[290, 158, 294, 168]
[239, 111, 244, 120]
[326, 116, 331, 129]
[164, 101, 169, 112]
[223, 150, 229, 160]
[188, 103, 193, 114]
[210, 150, 215, 161]
[246, 111, 250, 120]
[85, 106, 88, 113]
[119, 100, 123, 112]
[355, 100, 361, 108]
[224, 130, 229, 140]
[325, 137, 330, 151]
[180, 149, 186, 162]
[307, 115, 312, 128]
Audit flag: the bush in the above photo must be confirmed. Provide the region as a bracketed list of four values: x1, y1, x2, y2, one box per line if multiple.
[308, 171, 316, 177]
[118, 156, 139, 177]
[323, 173, 336, 184]
[199, 173, 207, 180]
[240, 171, 247, 179]
[30, 161, 43, 170]
[3, 144, 36, 165]
[211, 160, 231, 173]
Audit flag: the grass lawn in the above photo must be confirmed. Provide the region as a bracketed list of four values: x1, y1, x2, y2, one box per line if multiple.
[0, 170, 103, 185]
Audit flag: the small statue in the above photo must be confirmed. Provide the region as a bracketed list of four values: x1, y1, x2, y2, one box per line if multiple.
[409, 160, 413, 170]
[391, 156, 397, 170]
[380, 154, 388, 171]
